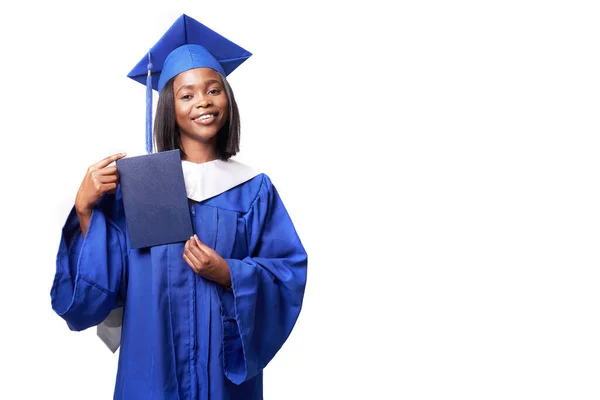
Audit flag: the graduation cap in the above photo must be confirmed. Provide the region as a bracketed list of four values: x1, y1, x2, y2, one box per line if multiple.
[127, 13, 252, 154]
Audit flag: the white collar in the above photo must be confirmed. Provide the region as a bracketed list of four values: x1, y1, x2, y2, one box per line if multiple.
[181, 159, 260, 203]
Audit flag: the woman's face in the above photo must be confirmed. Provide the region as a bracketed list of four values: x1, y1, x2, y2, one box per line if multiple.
[173, 67, 229, 144]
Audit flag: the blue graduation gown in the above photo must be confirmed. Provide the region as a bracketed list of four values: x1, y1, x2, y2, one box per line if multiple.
[50, 174, 307, 399]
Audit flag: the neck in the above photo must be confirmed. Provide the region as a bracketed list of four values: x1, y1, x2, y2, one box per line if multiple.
[180, 137, 218, 164]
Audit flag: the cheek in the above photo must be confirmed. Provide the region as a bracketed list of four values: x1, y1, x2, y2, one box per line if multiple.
[174, 103, 189, 124]
[222, 107, 230, 123]
[220, 100, 230, 121]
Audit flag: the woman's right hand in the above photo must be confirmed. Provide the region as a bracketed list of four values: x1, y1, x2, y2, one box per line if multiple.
[75, 153, 126, 235]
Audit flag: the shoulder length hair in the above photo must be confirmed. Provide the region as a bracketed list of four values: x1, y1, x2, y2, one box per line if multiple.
[153, 73, 240, 160]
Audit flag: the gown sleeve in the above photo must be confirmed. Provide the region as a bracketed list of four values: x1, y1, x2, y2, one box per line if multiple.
[50, 190, 128, 332]
[218, 175, 308, 384]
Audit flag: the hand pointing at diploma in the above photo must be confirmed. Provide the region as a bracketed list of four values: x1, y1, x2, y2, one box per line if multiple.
[75, 153, 126, 236]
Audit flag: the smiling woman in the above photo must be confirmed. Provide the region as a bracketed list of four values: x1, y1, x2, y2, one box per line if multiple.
[155, 68, 241, 163]
[50, 14, 307, 400]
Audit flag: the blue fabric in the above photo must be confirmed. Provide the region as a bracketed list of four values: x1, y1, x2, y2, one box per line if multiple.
[158, 45, 225, 92]
[51, 174, 307, 399]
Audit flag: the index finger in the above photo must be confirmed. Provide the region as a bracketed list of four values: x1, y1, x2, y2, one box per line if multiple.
[94, 153, 127, 169]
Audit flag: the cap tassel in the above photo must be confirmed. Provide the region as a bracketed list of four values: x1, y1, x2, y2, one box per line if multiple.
[145, 52, 153, 154]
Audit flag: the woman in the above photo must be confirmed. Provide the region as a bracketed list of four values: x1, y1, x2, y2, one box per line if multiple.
[50, 14, 307, 399]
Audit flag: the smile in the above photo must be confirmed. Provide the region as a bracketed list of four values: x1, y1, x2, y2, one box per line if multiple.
[192, 113, 217, 125]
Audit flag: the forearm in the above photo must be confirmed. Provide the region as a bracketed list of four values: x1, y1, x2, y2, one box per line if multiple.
[76, 207, 92, 237]
[216, 259, 232, 287]
[204, 257, 232, 287]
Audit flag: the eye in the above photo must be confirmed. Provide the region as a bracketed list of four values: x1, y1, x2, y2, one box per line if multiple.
[207, 88, 222, 95]
[180, 94, 193, 100]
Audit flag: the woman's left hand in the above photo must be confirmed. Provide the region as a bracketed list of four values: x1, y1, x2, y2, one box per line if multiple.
[183, 235, 232, 287]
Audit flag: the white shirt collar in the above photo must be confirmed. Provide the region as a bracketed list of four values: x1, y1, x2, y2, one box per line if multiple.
[181, 159, 260, 203]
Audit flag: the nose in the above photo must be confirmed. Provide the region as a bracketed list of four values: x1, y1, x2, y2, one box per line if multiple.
[195, 97, 212, 108]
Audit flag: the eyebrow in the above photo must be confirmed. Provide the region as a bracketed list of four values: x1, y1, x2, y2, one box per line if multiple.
[176, 79, 223, 95]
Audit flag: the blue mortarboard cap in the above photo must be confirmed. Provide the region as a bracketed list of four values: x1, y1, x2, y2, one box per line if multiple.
[127, 14, 252, 153]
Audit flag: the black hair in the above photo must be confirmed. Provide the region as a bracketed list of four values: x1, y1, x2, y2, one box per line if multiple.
[153, 72, 240, 160]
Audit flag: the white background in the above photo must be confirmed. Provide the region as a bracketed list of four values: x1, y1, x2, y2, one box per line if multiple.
[1, 0, 599, 399]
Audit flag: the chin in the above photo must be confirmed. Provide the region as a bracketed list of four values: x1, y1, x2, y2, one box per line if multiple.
[182, 126, 221, 142]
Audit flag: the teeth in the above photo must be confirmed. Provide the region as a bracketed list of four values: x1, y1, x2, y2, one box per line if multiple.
[198, 114, 213, 121]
